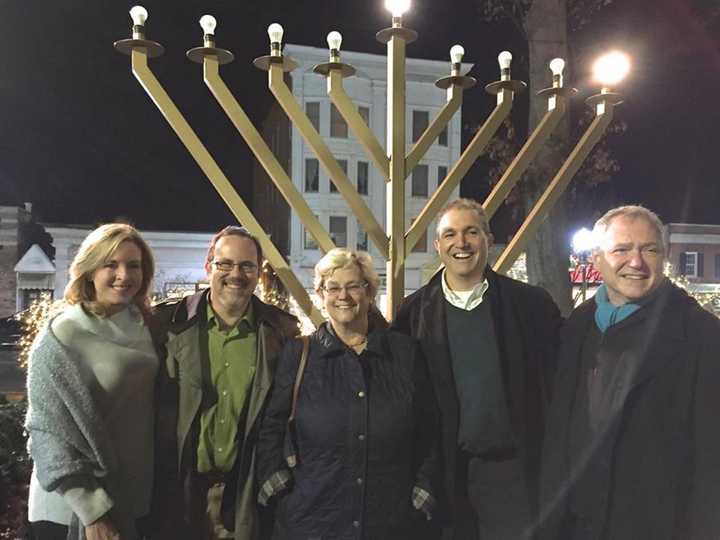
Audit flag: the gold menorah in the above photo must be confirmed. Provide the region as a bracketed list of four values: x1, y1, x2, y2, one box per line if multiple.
[114, 2, 626, 325]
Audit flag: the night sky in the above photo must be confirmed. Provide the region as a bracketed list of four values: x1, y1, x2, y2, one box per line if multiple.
[1, 0, 718, 235]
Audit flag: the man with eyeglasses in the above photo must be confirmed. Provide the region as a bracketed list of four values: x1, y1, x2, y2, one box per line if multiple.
[151, 226, 299, 540]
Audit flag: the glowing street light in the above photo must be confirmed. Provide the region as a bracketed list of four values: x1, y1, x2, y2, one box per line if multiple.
[572, 227, 595, 254]
[571, 227, 596, 303]
[593, 51, 630, 91]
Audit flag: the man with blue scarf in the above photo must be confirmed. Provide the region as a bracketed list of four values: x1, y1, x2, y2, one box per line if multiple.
[540, 205, 720, 540]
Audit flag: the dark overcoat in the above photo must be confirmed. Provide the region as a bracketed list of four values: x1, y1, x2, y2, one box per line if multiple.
[540, 282, 720, 540]
[150, 290, 299, 540]
[392, 268, 561, 529]
[256, 323, 440, 540]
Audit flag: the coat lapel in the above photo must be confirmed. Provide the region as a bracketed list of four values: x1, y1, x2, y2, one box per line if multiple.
[417, 274, 458, 413]
[243, 298, 285, 439]
[166, 323, 203, 471]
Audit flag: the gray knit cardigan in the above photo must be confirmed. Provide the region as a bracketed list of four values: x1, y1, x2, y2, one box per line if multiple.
[25, 323, 120, 540]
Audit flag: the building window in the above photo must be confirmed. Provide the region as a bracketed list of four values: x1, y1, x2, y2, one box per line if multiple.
[330, 104, 348, 138]
[716, 254, 720, 278]
[438, 165, 448, 187]
[358, 106, 370, 127]
[305, 158, 319, 192]
[306, 102, 320, 132]
[681, 251, 703, 278]
[438, 125, 448, 146]
[357, 221, 368, 251]
[330, 216, 348, 247]
[410, 218, 428, 253]
[304, 220, 319, 250]
[412, 110, 429, 143]
[357, 161, 369, 195]
[330, 159, 347, 193]
[411, 165, 429, 197]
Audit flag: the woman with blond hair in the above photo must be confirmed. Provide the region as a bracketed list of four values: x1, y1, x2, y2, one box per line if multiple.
[26, 223, 158, 540]
[256, 248, 440, 540]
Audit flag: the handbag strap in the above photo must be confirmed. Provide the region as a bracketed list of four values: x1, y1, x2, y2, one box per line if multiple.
[289, 336, 310, 423]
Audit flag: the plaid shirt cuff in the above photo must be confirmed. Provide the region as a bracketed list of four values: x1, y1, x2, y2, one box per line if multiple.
[258, 469, 292, 506]
[412, 486, 436, 520]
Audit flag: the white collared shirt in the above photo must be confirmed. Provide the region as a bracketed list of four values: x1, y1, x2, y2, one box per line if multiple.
[440, 269, 489, 311]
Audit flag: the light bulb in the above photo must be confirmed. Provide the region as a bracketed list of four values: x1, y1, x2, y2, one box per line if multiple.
[267, 23, 284, 45]
[327, 31, 342, 51]
[497, 51, 513, 70]
[593, 51, 630, 87]
[549, 58, 565, 77]
[385, 0, 411, 18]
[199, 15, 217, 36]
[450, 45, 465, 65]
[129, 5, 148, 26]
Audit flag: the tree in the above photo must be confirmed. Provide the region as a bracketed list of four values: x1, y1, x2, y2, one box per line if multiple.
[478, 0, 615, 313]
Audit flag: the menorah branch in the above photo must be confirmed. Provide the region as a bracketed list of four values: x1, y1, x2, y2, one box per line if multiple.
[327, 70, 390, 181]
[129, 49, 325, 326]
[202, 56, 336, 254]
[268, 64, 390, 261]
[494, 102, 617, 275]
[405, 85, 463, 174]
[483, 94, 569, 219]
[405, 88, 513, 253]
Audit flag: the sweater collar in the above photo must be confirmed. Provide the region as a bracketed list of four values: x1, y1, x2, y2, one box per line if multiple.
[440, 269, 489, 311]
[593, 284, 642, 332]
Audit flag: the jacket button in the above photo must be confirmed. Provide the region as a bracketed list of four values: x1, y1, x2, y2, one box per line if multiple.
[358, 391, 365, 398]
[358, 434, 365, 441]
[356, 477, 363, 485]
[353, 520, 360, 528]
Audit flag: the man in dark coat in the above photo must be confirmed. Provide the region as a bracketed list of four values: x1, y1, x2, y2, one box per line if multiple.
[151, 226, 299, 540]
[393, 198, 561, 540]
[540, 205, 720, 540]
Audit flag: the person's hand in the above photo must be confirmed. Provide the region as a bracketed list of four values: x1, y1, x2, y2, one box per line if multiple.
[85, 514, 120, 540]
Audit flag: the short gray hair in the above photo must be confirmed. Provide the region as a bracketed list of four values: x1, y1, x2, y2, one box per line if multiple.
[436, 198, 491, 237]
[592, 205, 666, 253]
[314, 248, 380, 299]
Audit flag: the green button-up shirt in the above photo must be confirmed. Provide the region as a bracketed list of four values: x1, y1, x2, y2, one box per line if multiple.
[197, 301, 257, 473]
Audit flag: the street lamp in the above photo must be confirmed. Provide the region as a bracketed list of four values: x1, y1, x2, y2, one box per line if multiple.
[571, 227, 595, 303]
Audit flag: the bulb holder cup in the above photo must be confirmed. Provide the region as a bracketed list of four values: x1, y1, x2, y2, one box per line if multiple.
[435, 75, 477, 90]
[585, 91, 624, 108]
[485, 79, 527, 95]
[187, 45, 234, 65]
[114, 37, 165, 58]
[253, 54, 298, 72]
[313, 61, 357, 78]
[537, 86, 578, 98]
[376, 26, 418, 44]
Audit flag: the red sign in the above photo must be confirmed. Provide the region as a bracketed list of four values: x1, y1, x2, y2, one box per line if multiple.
[569, 263, 603, 284]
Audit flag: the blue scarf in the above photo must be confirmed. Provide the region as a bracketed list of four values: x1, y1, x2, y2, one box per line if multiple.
[593, 284, 642, 333]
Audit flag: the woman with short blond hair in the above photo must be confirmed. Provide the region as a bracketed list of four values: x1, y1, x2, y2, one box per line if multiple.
[257, 248, 440, 539]
[26, 223, 158, 540]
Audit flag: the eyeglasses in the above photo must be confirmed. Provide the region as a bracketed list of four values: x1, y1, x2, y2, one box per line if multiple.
[321, 282, 369, 297]
[211, 260, 259, 274]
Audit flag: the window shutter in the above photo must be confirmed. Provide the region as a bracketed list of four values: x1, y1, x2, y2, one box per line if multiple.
[679, 252, 687, 275]
[698, 252, 705, 277]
